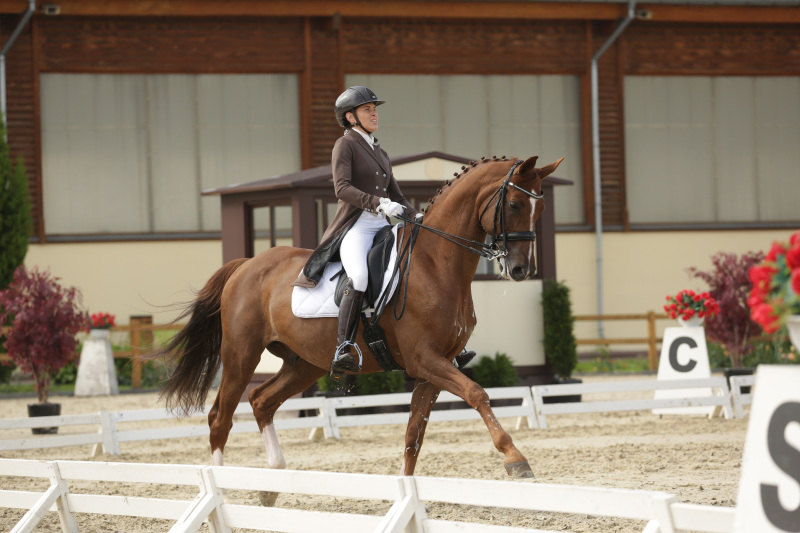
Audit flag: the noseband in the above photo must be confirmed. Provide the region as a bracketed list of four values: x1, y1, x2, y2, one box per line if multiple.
[397, 159, 543, 261]
[479, 160, 543, 259]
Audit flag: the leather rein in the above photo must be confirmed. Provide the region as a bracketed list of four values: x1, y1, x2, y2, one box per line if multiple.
[396, 159, 543, 261]
[372, 160, 542, 326]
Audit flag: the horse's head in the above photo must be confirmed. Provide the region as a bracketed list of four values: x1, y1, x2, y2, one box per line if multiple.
[479, 156, 564, 281]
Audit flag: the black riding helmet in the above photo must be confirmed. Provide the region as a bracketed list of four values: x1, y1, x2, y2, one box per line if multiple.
[334, 86, 385, 128]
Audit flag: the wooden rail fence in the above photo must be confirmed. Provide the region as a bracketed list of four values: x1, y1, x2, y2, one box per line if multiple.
[574, 312, 670, 370]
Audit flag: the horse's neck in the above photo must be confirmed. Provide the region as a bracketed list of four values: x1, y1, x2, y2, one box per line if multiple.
[413, 172, 494, 284]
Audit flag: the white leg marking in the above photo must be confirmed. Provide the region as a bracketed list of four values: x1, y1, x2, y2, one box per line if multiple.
[212, 448, 224, 467]
[261, 424, 287, 469]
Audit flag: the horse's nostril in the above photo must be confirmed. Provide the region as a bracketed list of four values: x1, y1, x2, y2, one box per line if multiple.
[511, 265, 527, 280]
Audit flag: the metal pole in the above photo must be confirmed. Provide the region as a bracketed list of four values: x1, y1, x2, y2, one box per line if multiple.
[590, 0, 636, 338]
[0, 0, 36, 139]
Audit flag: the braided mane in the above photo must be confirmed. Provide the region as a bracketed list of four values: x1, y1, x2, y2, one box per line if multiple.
[422, 155, 513, 214]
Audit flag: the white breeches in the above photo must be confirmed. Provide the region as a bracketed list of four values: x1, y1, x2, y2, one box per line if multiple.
[340, 211, 389, 291]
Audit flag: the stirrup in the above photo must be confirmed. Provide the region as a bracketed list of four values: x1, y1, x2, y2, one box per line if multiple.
[330, 341, 363, 379]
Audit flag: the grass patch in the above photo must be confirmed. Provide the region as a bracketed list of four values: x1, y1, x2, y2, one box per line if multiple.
[575, 355, 651, 374]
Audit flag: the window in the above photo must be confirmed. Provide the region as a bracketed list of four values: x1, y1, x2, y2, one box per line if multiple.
[625, 76, 800, 226]
[41, 73, 300, 235]
[345, 74, 583, 226]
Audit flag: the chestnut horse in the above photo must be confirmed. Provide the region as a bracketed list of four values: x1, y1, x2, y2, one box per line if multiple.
[160, 155, 563, 485]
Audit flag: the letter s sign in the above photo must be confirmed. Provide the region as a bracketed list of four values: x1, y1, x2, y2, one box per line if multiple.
[761, 401, 800, 532]
[735, 367, 800, 532]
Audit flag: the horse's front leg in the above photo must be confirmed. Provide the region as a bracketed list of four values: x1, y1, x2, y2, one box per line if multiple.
[410, 357, 533, 478]
[401, 379, 441, 476]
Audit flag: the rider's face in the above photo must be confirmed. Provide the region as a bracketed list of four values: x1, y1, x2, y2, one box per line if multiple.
[349, 103, 379, 134]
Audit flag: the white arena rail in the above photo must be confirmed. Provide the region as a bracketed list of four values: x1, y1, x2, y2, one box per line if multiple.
[0, 387, 537, 454]
[531, 377, 734, 428]
[728, 374, 755, 419]
[0, 458, 736, 533]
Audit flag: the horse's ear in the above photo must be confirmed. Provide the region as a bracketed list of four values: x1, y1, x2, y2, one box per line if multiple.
[536, 157, 564, 180]
[517, 156, 539, 177]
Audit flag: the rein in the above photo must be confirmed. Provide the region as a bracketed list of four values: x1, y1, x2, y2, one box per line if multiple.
[396, 159, 543, 261]
[371, 160, 543, 326]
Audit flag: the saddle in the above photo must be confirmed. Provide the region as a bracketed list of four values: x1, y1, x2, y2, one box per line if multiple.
[332, 224, 403, 371]
[333, 224, 395, 308]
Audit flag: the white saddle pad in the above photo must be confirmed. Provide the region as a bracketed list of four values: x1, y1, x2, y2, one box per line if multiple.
[291, 224, 402, 318]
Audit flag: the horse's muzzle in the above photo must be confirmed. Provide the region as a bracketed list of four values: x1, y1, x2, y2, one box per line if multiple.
[510, 265, 528, 281]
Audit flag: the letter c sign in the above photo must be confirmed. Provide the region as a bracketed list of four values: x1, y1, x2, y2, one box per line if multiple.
[668, 336, 698, 373]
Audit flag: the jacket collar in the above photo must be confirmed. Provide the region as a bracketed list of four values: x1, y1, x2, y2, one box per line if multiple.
[346, 129, 390, 175]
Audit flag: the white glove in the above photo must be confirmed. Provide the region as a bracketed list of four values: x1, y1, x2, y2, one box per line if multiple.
[377, 197, 405, 217]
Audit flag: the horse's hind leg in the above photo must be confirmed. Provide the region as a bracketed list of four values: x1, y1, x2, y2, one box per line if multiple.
[402, 379, 441, 476]
[248, 348, 325, 506]
[207, 338, 263, 468]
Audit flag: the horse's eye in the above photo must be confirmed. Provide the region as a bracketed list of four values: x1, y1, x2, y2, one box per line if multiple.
[509, 201, 521, 212]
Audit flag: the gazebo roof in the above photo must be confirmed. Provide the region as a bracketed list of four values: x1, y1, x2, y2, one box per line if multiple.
[202, 151, 474, 197]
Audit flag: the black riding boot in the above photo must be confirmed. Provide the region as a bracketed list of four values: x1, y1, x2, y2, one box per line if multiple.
[454, 348, 477, 368]
[331, 277, 364, 375]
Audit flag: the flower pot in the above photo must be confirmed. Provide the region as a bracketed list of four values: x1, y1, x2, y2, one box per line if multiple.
[678, 316, 704, 328]
[542, 377, 583, 404]
[787, 315, 800, 352]
[27, 402, 61, 434]
[724, 368, 754, 395]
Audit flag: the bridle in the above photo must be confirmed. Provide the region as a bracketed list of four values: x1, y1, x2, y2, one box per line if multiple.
[397, 159, 543, 261]
[384, 160, 542, 323]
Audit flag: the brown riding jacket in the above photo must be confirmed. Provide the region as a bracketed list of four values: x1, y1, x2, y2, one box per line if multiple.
[293, 130, 418, 288]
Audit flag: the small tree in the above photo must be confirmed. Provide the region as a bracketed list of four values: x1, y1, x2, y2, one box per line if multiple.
[541, 279, 578, 378]
[0, 266, 86, 402]
[0, 118, 31, 290]
[471, 352, 519, 388]
[689, 251, 765, 368]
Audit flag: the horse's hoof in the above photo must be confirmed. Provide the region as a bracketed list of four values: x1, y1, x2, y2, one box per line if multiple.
[505, 461, 534, 478]
[258, 490, 279, 507]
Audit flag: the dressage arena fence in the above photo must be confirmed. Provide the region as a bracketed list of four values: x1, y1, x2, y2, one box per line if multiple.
[0, 377, 754, 455]
[0, 457, 737, 533]
[0, 377, 754, 532]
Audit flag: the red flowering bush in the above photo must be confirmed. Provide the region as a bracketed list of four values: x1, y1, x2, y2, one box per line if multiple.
[748, 230, 800, 334]
[0, 266, 86, 402]
[664, 289, 720, 321]
[90, 312, 115, 329]
[689, 251, 765, 368]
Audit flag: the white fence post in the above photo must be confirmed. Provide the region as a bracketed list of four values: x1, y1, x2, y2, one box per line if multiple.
[11, 461, 77, 533]
[93, 410, 120, 457]
[169, 466, 230, 533]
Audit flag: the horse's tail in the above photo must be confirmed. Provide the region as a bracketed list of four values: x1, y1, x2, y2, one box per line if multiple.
[159, 258, 248, 415]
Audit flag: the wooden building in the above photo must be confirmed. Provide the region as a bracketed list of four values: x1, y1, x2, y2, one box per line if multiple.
[3, 1, 798, 379]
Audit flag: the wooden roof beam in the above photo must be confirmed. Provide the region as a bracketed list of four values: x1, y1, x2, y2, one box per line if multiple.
[0, 1, 797, 24]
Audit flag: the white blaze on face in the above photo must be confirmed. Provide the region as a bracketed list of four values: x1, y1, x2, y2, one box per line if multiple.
[528, 196, 538, 267]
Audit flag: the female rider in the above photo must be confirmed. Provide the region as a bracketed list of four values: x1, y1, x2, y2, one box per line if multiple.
[294, 86, 419, 375]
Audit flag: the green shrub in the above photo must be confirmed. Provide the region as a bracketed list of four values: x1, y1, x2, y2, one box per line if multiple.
[53, 360, 78, 385]
[316, 371, 406, 395]
[541, 279, 577, 378]
[471, 352, 518, 388]
[0, 118, 31, 291]
[0, 360, 15, 384]
[354, 372, 406, 395]
[114, 357, 168, 388]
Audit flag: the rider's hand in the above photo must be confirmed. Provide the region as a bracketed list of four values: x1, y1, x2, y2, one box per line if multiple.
[415, 213, 424, 221]
[377, 198, 405, 217]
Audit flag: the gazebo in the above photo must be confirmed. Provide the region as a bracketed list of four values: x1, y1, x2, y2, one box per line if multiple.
[203, 151, 569, 281]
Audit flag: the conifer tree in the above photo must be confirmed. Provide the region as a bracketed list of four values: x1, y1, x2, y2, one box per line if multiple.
[0, 118, 31, 290]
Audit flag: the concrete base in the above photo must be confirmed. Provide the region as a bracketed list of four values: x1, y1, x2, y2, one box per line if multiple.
[75, 329, 119, 397]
